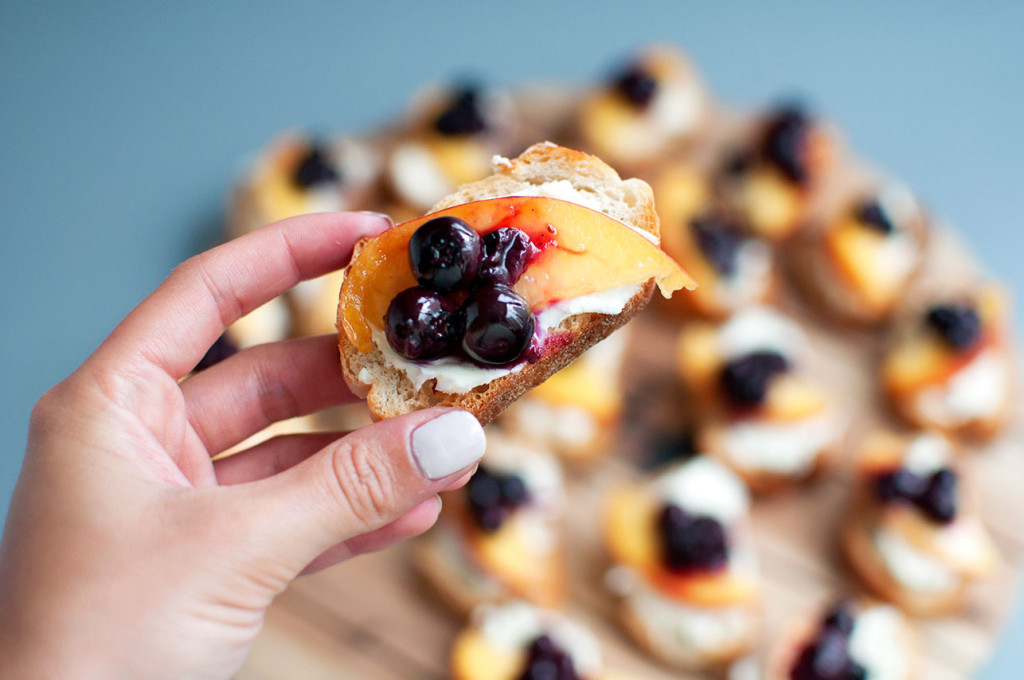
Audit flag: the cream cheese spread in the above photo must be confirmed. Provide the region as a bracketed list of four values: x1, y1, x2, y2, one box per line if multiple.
[476, 602, 603, 677]
[873, 527, 959, 594]
[847, 604, 912, 680]
[915, 349, 1009, 426]
[653, 456, 749, 523]
[719, 410, 836, 474]
[622, 577, 756, 663]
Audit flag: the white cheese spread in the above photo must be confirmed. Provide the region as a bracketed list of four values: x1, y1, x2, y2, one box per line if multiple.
[653, 456, 749, 523]
[476, 602, 603, 677]
[714, 239, 772, 309]
[873, 527, 959, 594]
[716, 306, 808, 361]
[719, 410, 836, 474]
[388, 142, 454, 209]
[901, 432, 952, 475]
[622, 577, 756, 663]
[915, 349, 1009, 426]
[503, 399, 599, 450]
[848, 604, 912, 680]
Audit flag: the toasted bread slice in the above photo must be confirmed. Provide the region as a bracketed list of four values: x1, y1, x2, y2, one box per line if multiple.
[337, 142, 692, 423]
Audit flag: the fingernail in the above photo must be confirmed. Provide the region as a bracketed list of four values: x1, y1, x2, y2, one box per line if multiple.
[410, 411, 485, 480]
[357, 211, 394, 228]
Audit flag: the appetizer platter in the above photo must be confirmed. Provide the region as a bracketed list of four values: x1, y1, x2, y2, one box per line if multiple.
[211, 45, 1023, 679]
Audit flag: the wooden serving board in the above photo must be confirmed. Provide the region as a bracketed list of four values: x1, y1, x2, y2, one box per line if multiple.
[234, 226, 1024, 679]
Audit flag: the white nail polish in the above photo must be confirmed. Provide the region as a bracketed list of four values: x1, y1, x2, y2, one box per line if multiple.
[410, 411, 485, 480]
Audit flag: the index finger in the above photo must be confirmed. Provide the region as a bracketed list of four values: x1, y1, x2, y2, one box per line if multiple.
[95, 211, 391, 379]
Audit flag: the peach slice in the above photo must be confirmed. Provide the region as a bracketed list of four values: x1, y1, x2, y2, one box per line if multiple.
[604, 487, 660, 568]
[675, 323, 721, 390]
[340, 196, 695, 353]
[451, 629, 523, 680]
[854, 431, 907, 475]
[882, 286, 1007, 395]
[528, 357, 621, 420]
[428, 136, 492, 187]
[737, 169, 802, 240]
[762, 374, 829, 421]
[881, 505, 999, 578]
[646, 565, 758, 607]
[251, 137, 319, 224]
[466, 515, 566, 608]
[604, 487, 756, 607]
[882, 333, 992, 395]
[824, 217, 898, 309]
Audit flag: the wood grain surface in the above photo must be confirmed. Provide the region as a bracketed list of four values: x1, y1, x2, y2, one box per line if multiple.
[234, 229, 1024, 680]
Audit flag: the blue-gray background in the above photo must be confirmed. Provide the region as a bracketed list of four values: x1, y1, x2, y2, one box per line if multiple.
[2, 1, 1022, 675]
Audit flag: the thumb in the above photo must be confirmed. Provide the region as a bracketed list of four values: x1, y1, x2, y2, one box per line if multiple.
[234, 408, 485, 574]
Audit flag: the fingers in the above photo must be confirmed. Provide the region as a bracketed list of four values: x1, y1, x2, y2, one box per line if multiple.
[213, 431, 342, 485]
[94, 212, 391, 379]
[229, 408, 485, 574]
[182, 335, 355, 454]
[300, 496, 442, 575]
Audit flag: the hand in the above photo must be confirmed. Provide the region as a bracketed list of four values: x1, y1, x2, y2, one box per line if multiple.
[0, 212, 486, 679]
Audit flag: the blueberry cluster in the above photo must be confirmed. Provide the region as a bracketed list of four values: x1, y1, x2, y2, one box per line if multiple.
[761, 104, 813, 186]
[657, 503, 729, 573]
[691, 213, 746, 277]
[517, 635, 578, 680]
[876, 466, 958, 524]
[790, 602, 867, 680]
[854, 198, 895, 235]
[385, 217, 537, 366]
[926, 303, 981, 352]
[292, 143, 340, 189]
[612, 62, 658, 108]
[466, 465, 530, 532]
[719, 351, 790, 408]
[433, 83, 488, 136]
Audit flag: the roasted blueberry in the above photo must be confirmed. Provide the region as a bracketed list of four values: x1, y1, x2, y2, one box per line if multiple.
[719, 351, 790, 407]
[691, 214, 745, 276]
[919, 467, 957, 524]
[384, 287, 459, 361]
[292, 143, 340, 189]
[433, 83, 488, 136]
[612, 63, 658, 108]
[657, 504, 729, 573]
[790, 609, 866, 680]
[194, 333, 238, 372]
[478, 227, 534, 286]
[409, 216, 483, 291]
[762, 105, 812, 185]
[822, 601, 856, 636]
[461, 284, 535, 366]
[854, 199, 894, 235]
[926, 303, 981, 352]
[501, 475, 529, 506]
[791, 636, 866, 680]
[518, 635, 578, 680]
[875, 469, 926, 504]
[466, 466, 531, 532]
[724, 149, 754, 178]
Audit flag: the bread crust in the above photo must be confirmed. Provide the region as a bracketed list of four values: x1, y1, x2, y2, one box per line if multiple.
[337, 142, 666, 424]
[841, 510, 968, 617]
[697, 422, 837, 494]
[763, 605, 917, 680]
[885, 382, 1012, 443]
[413, 530, 504, 618]
[618, 596, 760, 672]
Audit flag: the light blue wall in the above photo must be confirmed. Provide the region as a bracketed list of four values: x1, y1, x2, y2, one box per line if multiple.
[2, 2, 1021, 675]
